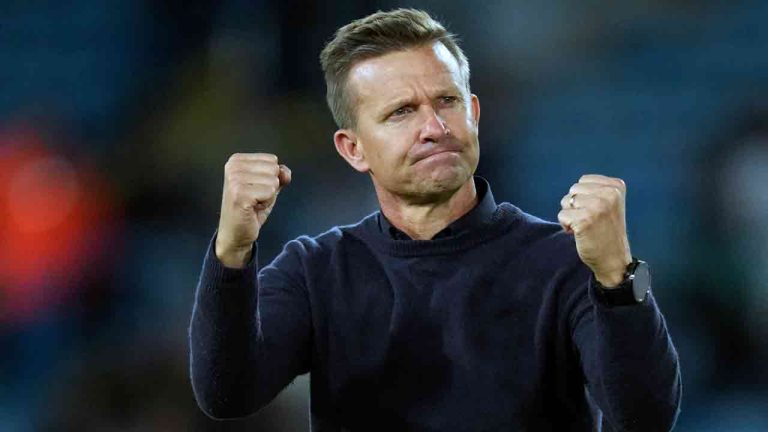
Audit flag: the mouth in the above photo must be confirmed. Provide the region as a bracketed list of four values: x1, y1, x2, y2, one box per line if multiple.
[419, 150, 459, 162]
[411, 144, 463, 164]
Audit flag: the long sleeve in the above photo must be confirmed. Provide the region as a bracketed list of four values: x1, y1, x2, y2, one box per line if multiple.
[189, 234, 312, 419]
[568, 272, 682, 432]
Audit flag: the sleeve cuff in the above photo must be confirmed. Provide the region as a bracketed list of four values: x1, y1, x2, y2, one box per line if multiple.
[201, 231, 259, 287]
[589, 274, 648, 308]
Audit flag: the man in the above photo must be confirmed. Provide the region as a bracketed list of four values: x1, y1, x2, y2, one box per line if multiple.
[190, 9, 681, 431]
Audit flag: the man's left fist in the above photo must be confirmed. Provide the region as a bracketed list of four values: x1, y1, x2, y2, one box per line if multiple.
[558, 174, 632, 288]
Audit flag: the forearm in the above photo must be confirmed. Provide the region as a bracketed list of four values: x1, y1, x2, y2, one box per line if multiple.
[189, 239, 264, 419]
[575, 280, 682, 431]
[189, 235, 312, 419]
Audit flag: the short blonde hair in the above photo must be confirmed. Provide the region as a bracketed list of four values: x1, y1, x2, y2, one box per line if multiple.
[319, 8, 470, 129]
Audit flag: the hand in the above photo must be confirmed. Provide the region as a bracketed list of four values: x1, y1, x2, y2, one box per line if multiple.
[215, 153, 291, 268]
[557, 174, 632, 287]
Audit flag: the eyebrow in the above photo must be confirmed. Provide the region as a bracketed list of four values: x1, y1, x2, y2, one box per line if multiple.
[380, 97, 415, 115]
[378, 87, 463, 116]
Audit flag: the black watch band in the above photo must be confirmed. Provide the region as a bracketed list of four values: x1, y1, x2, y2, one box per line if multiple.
[592, 258, 651, 306]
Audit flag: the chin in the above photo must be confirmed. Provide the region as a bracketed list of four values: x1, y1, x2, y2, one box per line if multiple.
[413, 166, 472, 198]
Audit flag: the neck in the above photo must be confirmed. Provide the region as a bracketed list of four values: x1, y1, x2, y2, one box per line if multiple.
[375, 177, 478, 240]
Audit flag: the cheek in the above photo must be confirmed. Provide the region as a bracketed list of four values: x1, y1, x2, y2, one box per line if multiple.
[371, 129, 415, 162]
[465, 114, 478, 133]
[459, 108, 478, 131]
[441, 108, 472, 132]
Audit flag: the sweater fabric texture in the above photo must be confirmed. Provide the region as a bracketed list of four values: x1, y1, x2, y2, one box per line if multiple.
[189, 178, 681, 431]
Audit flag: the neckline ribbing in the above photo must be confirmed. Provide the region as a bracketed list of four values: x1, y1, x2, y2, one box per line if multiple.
[345, 203, 523, 257]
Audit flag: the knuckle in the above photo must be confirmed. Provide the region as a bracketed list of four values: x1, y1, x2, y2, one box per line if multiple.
[229, 182, 244, 200]
[599, 187, 620, 206]
[615, 178, 626, 190]
[226, 156, 244, 171]
[256, 153, 278, 163]
[256, 182, 275, 196]
[610, 186, 623, 202]
[226, 171, 244, 187]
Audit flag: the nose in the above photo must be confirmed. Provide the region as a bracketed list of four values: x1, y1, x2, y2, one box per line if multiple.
[418, 106, 450, 143]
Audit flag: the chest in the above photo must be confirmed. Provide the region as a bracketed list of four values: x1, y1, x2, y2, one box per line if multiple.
[309, 253, 551, 405]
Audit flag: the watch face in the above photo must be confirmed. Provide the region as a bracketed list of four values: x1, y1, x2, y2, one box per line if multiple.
[632, 260, 651, 302]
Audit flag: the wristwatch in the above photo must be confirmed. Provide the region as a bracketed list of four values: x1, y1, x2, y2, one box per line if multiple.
[593, 258, 651, 306]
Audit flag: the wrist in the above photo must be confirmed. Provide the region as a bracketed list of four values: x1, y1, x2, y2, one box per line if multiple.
[215, 235, 254, 269]
[593, 258, 651, 306]
[593, 255, 632, 288]
[594, 270, 626, 288]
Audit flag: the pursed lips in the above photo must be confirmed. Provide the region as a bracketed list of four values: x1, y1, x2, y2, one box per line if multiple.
[410, 142, 463, 164]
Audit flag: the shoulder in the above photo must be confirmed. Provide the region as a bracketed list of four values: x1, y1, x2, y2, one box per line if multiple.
[260, 212, 379, 286]
[281, 211, 379, 258]
[504, 205, 592, 307]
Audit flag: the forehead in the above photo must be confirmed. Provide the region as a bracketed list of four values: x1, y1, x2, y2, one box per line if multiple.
[347, 42, 464, 109]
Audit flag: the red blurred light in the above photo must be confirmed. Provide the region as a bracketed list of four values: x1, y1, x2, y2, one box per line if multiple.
[0, 128, 116, 324]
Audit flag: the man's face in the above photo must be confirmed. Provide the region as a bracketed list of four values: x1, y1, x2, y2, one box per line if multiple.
[335, 42, 480, 202]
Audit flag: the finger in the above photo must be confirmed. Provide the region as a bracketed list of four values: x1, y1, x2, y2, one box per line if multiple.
[250, 183, 281, 208]
[228, 172, 279, 196]
[560, 193, 575, 210]
[227, 153, 279, 163]
[578, 174, 626, 190]
[557, 208, 591, 233]
[226, 164, 279, 183]
[226, 155, 279, 170]
[225, 156, 278, 179]
[278, 164, 292, 190]
[568, 183, 623, 203]
[560, 191, 604, 210]
[229, 173, 280, 192]
[230, 181, 279, 210]
[569, 182, 615, 194]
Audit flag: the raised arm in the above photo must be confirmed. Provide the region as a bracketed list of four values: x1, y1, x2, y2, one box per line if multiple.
[568, 274, 682, 431]
[558, 174, 681, 430]
[189, 153, 311, 419]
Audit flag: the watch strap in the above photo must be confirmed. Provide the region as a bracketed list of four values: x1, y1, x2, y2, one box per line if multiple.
[592, 258, 647, 306]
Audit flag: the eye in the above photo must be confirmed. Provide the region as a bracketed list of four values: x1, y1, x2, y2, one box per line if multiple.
[439, 96, 458, 105]
[390, 105, 414, 118]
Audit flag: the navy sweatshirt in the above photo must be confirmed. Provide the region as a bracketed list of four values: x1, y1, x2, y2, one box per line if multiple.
[189, 178, 681, 431]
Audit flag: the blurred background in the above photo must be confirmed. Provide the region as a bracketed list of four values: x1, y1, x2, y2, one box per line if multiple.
[1, 0, 767, 430]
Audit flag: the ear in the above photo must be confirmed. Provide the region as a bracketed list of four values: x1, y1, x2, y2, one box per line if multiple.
[334, 128, 369, 173]
[470, 93, 480, 128]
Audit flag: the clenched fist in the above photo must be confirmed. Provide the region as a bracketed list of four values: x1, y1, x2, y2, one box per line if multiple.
[557, 174, 632, 288]
[215, 153, 291, 268]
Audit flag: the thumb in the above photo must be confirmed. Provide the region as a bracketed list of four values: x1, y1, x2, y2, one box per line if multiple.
[278, 164, 292, 191]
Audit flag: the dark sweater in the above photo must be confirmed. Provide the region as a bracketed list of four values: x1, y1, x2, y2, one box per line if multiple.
[189, 180, 681, 432]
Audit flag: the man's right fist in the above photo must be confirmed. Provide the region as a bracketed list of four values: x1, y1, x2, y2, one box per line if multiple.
[215, 153, 291, 268]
